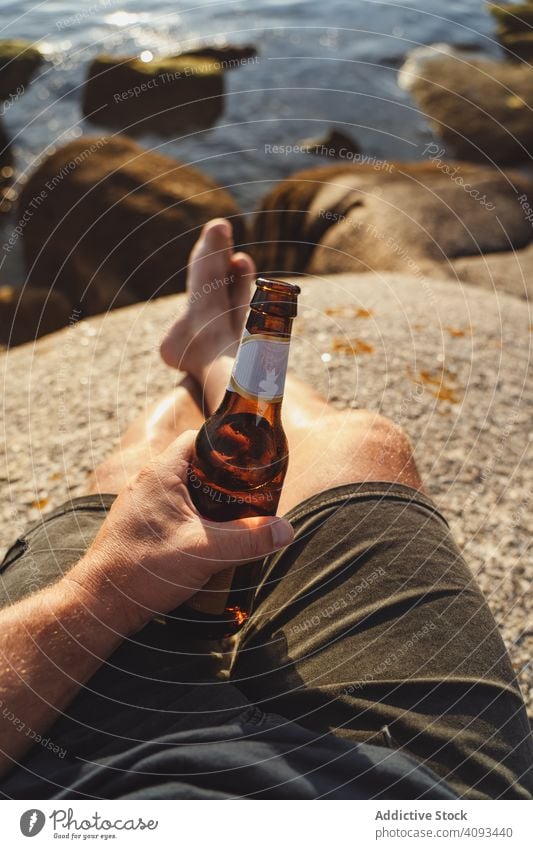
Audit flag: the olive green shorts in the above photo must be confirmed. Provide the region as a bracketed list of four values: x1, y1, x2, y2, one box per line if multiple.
[1, 482, 532, 799]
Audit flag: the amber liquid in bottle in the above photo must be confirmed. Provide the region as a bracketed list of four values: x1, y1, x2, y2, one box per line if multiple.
[178, 277, 300, 639]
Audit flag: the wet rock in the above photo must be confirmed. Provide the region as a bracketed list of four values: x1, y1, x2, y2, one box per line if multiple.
[82, 52, 224, 136]
[251, 160, 533, 280]
[298, 128, 362, 159]
[489, 3, 533, 58]
[18, 135, 243, 315]
[181, 45, 258, 66]
[0, 39, 43, 101]
[0, 41, 43, 183]
[497, 31, 533, 61]
[399, 45, 533, 163]
[0, 285, 72, 347]
[0, 118, 12, 174]
[490, 2, 533, 30]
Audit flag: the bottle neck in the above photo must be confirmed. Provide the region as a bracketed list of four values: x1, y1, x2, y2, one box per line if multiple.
[245, 306, 294, 339]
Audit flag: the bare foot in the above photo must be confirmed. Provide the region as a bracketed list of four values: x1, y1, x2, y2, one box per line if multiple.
[160, 219, 255, 383]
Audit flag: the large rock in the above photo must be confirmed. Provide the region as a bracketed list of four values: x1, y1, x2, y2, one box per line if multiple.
[82, 53, 224, 135]
[18, 136, 243, 316]
[0, 285, 72, 347]
[1, 274, 530, 712]
[399, 45, 533, 163]
[0, 39, 43, 101]
[251, 161, 533, 278]
[297, 128, 362, 159]
[450, 245, 533, 301]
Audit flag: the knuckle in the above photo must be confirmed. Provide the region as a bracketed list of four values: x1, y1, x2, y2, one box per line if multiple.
[134, 464, 160, 491]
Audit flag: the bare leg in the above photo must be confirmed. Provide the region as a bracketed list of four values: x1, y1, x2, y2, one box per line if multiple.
[160, 220, 424, 515]
[90, 217, 422, 503]
[86, 376, 204, 494]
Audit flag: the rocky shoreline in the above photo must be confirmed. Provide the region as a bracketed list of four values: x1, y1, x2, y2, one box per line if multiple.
[0, 27, 533, 343]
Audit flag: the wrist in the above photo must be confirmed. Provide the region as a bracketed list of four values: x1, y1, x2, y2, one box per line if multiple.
[62, 551, 150, 637]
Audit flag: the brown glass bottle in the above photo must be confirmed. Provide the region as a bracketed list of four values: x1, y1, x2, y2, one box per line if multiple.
[179, 277, 300, 639]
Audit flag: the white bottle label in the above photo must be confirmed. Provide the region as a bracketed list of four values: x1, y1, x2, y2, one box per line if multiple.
[228, 330, 290, 402]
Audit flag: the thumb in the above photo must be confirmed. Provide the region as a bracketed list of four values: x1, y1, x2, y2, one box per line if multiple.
[205, 515, 294, 563]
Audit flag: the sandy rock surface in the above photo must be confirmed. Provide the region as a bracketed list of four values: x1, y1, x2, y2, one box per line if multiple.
[1, 272, 531, 713]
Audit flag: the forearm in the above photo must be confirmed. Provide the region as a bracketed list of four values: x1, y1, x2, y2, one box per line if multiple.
[0, 565, 128, 780]
[0, 430, 294, 782]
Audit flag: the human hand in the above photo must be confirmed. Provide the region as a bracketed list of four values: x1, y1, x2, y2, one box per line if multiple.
[65, 430, 294, 635]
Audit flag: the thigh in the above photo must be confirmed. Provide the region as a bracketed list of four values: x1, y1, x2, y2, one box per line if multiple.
[278, 411, 423, 515]
[231, 482, 533, 800]
[0, 496, 117, 607]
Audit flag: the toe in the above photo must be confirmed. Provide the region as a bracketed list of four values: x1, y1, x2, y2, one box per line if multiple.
[201, 218, 233, 240]
[189, 218, 234, 288]
[160, 320, 182, 368]
[230, 252, 255, 332]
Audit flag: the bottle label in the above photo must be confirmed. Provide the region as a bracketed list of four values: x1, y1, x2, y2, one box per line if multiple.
[228, 331, 290, 402]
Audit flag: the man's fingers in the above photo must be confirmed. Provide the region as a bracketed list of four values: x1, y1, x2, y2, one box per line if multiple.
[241, 515, 294, 552]
[156, 429, 198, 469]
[204, 514, 294, 563]
[155, 434, 295, 561]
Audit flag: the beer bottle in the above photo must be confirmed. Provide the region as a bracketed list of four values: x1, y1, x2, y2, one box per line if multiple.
[182, 277, 300, 638]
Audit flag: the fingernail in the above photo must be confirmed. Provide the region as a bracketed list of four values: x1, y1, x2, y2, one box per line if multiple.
[211, 218, 232, 237]
[271, 519, 294, 549]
